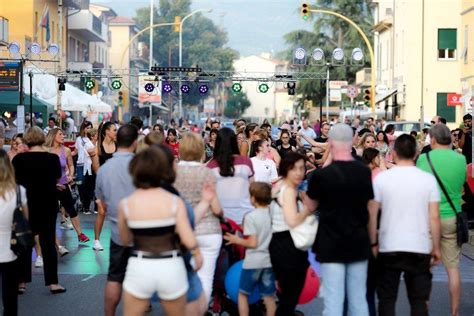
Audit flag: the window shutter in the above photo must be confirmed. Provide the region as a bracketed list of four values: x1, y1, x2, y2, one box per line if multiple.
[438, 29, 457, 50]
[436, 93, 456, 122]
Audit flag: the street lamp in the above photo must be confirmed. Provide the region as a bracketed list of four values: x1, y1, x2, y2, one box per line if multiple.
[178, 8, 213, 118]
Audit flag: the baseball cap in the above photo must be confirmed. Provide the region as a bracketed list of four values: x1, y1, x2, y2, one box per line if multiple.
[279, 123, 291, 130]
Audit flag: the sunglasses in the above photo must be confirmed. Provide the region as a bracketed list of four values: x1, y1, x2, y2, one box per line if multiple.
[430, 121, 436, 124]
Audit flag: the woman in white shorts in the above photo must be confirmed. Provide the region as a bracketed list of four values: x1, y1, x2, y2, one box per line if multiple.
[118, 146, 203, 316]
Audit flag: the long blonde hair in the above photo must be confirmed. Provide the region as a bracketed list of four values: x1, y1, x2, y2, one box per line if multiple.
[0, 150, 16, 199]
[44, 128, 63, 148]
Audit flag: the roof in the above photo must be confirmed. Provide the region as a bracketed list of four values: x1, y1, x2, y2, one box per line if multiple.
[109, 16, 135, 25]
[90, 3, 118, 18]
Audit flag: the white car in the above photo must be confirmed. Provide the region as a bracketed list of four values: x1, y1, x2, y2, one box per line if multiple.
[384, 121, 431, 137]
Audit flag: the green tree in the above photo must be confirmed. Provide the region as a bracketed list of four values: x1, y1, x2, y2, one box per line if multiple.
[280, 0, 373, 112]
[134, 0, 237, 107]
[224, 90, 251, 118]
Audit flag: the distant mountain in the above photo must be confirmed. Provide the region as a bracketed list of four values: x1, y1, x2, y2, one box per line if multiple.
[93, 0, 312, 57]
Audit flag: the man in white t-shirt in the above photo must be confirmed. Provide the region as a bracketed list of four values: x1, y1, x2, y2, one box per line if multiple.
[299, 119, 316, 149]
[368, 134, 441, 316]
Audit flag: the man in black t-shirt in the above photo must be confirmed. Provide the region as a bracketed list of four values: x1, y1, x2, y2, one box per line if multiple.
[460, 114, 472, 164]
[305, 123, 373, 315]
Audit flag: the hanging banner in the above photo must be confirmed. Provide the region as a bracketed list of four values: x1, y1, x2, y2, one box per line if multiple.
[447, 93, 462, 106]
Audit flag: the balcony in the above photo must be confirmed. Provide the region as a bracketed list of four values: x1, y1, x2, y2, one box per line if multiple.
[68, 10, 107, 42]
[64, 0, 89, 10]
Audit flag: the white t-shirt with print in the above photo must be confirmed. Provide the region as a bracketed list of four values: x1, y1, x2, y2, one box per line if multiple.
[251, 157, 278, 184]
[373, 166, 440, 255]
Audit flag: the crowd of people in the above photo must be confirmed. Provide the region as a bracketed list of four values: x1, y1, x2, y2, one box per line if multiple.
[0, 112, 472, 316]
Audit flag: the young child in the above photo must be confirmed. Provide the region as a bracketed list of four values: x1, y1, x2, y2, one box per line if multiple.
[223, 182, 276, 316]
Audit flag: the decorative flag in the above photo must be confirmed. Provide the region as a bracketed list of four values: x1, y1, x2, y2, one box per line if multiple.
[40, 5, 50, 43]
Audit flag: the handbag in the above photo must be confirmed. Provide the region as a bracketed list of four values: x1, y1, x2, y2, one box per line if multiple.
[271, 185, 318, 251]
[10, 186, 34, 256]
[289, 214, 318, 251]
[426, 152, 469, 247]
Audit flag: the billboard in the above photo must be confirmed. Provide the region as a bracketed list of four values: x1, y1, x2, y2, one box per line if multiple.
[0, 61, 20, 91]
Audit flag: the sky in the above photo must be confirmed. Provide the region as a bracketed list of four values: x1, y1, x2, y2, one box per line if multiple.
[93, 0, 313, 57]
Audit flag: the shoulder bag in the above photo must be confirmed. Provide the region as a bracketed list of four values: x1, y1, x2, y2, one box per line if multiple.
[10, 186, 34, 256]
[426, 152, 469, 246]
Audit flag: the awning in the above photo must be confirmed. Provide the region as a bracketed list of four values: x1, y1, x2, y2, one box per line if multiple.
[0, 91, 55, 118]
[376, 88, 397, 104]
[23, 66, 112, 113]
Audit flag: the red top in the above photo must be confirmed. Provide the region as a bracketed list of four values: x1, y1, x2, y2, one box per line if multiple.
[467, 163, 474, 194]
[167, 142, 180, 157]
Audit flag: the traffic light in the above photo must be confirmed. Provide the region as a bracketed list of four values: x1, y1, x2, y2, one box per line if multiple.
[364, 88, 371, 107]
[118, 91, 123, 107]
[174, 16, 181, 32]
[58, 77, 67, 91]
[301, 3, 310, 21]
[287, 82, 296, 95]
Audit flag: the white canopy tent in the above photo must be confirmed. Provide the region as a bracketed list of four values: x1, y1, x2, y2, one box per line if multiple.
[23, 66, 112, 113]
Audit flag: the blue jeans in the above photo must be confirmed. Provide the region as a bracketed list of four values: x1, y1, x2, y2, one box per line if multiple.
[321, 260, 369, 316]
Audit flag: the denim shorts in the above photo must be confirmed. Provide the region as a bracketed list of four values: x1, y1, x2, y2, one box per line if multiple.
[239, 268, 276, 297]
[186, 269, 203, 302]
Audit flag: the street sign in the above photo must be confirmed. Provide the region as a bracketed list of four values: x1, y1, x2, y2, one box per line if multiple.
[375, 84, 388, 95]
[329, 89, 342, 101]
[329, 80, 348, 89]
[0, 61, 20, 91]
[139, 74, 161, 107]
[346, 85, 359, 98]
[447, 93, 462, 106]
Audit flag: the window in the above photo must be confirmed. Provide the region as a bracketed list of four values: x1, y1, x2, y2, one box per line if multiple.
[462, 25, 468, 63]
[438, 29, 456, 60]
[436, 93, 456, 122]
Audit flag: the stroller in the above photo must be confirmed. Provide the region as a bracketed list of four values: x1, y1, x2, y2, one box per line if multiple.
[209, 217, 266, 316]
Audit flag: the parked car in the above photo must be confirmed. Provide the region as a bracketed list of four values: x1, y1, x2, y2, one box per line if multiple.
[384, 121, 431, 137]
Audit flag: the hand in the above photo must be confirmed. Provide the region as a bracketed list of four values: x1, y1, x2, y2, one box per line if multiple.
[56, 184, 66, 191]
[430, 248, 441, 266]
[67, 175, 73, 183]
[223, 232, 239, 246]
[192, 251, 203, 272]
[371, 245, 379, 258]
[201, 181, 216, 203]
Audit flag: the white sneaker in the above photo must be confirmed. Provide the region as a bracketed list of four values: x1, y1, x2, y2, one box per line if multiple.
[93, 240, 104, 251]
[60, 218, 73, 230]
[58, 246, 69, 257]
[35, 256, 43, 268]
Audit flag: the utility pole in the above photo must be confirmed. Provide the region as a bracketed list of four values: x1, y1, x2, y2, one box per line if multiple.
[149, 0, 154, 126]
[58, 0, 63, 128]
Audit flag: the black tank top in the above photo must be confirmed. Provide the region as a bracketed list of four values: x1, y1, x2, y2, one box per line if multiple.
[99, 143, 115, 166]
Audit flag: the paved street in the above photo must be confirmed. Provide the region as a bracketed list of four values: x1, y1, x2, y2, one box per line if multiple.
[1, 214, 474, 315]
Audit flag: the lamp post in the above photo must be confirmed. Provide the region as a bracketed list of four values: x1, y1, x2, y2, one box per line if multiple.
[178, 8, 212, 119]
[308, 8, 376, 115]
[149, 0, 154, 126]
